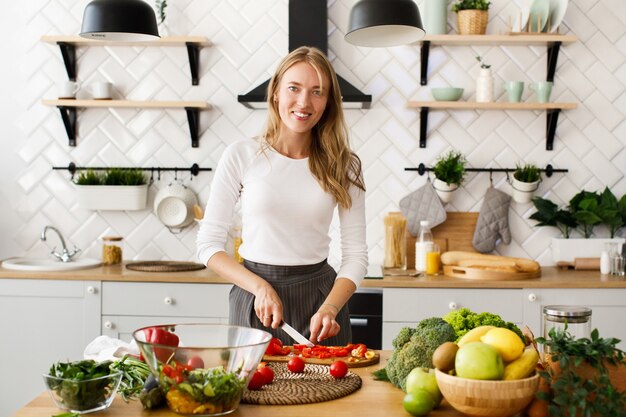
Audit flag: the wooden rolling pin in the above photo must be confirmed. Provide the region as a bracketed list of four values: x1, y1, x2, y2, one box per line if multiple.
[556, 258, 600, 270]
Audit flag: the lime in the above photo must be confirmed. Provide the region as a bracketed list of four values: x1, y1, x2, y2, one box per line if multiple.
[402, 389, 435, 416]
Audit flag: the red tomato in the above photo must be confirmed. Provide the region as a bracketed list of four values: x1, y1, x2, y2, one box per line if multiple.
[257, 366, 275, 385]
[287, 356, 305, 373]
[186, 356, 204, 369]
[329, 360, 348, 379]
[247, 370, 265, 390]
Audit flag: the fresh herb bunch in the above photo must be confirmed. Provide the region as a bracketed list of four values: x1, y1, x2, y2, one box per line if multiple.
[74, 169, 147, 186]
[475, 55, 491, 69]
[109, 355, 152, 402]
[155, 0, 167, 24]
[74, 170, 102, 185]
[451, 0, 491, 13]
[433, 150, 467, 186]
[514, 163, 541, 183]
[536, 326, 626, 417]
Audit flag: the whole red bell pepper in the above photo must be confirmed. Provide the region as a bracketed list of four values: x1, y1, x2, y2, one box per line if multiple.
[142, 326, 179, 362]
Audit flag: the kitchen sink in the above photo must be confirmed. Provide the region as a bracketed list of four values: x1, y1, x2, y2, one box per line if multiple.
[1, 257, 101, 271]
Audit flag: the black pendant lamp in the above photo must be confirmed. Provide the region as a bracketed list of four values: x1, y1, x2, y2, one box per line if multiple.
[345, 0, 425, 47]
[80, 0, 160, 41]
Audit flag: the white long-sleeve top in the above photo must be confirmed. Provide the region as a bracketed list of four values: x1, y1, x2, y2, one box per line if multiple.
[196, 139, 368, 287]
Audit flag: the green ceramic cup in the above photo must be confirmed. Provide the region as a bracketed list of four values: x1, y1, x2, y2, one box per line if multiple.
[530, 81, 553, 103]
[503, 81, 524, 102]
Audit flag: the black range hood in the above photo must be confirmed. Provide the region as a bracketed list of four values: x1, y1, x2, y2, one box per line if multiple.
[237, 0, 371, 109]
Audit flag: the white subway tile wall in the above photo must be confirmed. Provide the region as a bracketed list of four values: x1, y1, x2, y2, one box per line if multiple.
[3, 0, 625, 267]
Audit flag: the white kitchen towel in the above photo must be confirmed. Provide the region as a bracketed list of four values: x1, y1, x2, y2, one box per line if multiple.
[83, 335, 140, 361]
[399, 180, 447, 236]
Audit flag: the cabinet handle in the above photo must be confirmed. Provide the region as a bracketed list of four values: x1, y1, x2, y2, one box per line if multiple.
[87, 286, 96, 294]
[528, 293, 537, 302]
[448, 302, 458, 310]
[164, 297, 174, 305]
[104, 321, 113, 329]
[350, 318, 369, 327]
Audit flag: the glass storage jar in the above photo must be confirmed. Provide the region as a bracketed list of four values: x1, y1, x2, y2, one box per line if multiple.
[543, 305, 591, 344]
[101, 236, 123, 265]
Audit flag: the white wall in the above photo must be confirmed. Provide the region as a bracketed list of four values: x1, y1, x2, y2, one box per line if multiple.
[0, 0, 624, 268]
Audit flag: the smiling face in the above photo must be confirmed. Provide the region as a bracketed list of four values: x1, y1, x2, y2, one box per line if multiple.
[274, 61, 330, 140]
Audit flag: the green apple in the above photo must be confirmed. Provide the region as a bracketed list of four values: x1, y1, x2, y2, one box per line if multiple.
[455, 342, 504, 380]
[405, 367, 442, 407]
[403, 389, 435, 416]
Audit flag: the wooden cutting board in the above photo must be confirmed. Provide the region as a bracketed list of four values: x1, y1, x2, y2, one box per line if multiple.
[263, 348, 380, 368]
[443, 265, 541, 280]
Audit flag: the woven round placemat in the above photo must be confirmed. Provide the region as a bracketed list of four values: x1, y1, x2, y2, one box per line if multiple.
[125, 261, 206, 272]
[242, 363, 362, 405]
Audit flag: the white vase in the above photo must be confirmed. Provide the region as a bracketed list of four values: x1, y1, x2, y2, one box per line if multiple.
[551, 237, 625, 264]
[76, 184, 148, 211]
[433, 178, 459, 204]
[510, 177, 540, 204]
[475, 68, 494, 103]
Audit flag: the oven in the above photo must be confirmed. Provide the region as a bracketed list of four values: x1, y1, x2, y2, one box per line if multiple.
[348, 288, 383, 349]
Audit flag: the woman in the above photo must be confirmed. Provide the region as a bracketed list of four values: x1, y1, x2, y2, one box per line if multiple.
[197, 46, 367, 345]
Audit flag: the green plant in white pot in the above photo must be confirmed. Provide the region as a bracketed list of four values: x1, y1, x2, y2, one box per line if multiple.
[511, 163, 541, 204]
[432, 150, 466, 203]
[75, 169, 148, 211]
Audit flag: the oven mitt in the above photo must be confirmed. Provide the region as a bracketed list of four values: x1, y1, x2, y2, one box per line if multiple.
[399, 180, 447, 236]
[472, 187, 512, 253]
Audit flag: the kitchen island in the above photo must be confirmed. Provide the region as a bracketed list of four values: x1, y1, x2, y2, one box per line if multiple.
[12, 352, 482, 417]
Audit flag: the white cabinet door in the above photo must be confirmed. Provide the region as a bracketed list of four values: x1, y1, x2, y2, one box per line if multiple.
[0, 279, 100, 417]
[382, 288, 523, 349]
[523, 288, 626, 350]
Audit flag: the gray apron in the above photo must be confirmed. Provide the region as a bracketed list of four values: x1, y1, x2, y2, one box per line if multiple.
[229, 259, 352, 346]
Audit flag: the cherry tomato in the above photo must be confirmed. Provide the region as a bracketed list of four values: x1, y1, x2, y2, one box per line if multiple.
[287, 356, 305, 373]
[247, 370, 265, 390]
[329, 360, 348, 379]
[186, 356, 205, 369]
[257, 366, 275, 385]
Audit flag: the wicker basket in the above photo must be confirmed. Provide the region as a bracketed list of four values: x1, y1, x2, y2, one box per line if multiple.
[435, 369, 539, 417]
[457, 9, 488, 35]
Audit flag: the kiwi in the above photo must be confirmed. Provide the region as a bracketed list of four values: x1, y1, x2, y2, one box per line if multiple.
[432, 341, 459, 372]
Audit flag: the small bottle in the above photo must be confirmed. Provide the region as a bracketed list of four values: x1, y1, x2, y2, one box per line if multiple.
[102, 236, 123, 265]
[415, 220, 434, 272]
[600, 251, 610, 275]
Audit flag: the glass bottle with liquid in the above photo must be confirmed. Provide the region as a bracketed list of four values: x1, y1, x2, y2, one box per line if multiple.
[233, 227, 243, 263]
[415, 220, 433, 272]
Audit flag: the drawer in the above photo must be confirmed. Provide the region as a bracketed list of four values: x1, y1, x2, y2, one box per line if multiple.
[383, 288, 523, 324]
[102, 282, 232, 318]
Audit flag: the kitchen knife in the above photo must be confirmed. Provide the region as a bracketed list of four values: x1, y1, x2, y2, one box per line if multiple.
[280, 321, 314, 347]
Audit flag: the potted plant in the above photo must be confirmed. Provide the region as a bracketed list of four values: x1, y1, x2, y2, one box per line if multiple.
[451, 0, 490, 35]
[75, 168, 148, 211]
[432, 150, 466, 203]
[511, 163, 541, 204]
[536, 326, 625, 417]
[530, 188, 626, 263]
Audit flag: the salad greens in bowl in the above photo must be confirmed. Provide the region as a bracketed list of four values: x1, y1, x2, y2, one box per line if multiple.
[133, 323, 272, 416]
[44, 360, 122, 413]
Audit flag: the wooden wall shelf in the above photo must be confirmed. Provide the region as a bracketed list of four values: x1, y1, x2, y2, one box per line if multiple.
[406, 101, 578, 150]
[42, 99, 211, 147]
[41, 35, 211, 85]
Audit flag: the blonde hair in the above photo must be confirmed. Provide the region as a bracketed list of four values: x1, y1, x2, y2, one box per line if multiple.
[263, 46, 365, 209]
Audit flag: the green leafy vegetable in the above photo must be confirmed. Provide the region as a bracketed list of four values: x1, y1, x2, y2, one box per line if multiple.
[109, 355, 152, 402]
[442, 307, 524, 342]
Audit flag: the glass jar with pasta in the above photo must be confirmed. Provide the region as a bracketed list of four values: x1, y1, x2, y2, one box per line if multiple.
[102, 236, 123, 265]
[384, 212, 407, 270]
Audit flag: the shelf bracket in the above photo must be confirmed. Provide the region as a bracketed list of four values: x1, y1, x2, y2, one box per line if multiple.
[419, 107, 429, 148]
[546, 41, 561, 83]
[57, 106, 77, 146]
[420, 41, 431, 86]
[546, 108, 561, 150]
[57, 42, 77, 81]
[186, 42, 200, 86]
[185, 107, 200, 147]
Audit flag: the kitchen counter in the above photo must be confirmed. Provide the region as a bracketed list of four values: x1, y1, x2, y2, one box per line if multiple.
[1, 261, 625, 288]
[12, 352, 474, 417]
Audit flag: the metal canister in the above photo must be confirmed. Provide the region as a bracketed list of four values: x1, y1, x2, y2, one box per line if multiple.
[543, 305, 591, 342]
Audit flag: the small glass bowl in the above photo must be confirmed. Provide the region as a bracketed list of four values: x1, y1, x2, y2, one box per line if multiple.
[43, 371, 123, 414]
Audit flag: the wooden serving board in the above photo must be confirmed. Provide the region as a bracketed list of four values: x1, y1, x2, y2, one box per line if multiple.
[443, 265, 541, 280]
[263, 349, 380, 368]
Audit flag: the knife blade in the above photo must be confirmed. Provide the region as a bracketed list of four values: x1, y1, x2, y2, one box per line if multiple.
[280, 321, 314, 347]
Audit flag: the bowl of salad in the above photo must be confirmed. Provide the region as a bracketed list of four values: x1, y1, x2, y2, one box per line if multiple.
[44, 360, 123, 413]
[133, 323, 272, 416]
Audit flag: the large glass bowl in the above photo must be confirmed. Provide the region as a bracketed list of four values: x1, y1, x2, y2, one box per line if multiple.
[133, 323, 272, 416]
[43, 371, 122, 414]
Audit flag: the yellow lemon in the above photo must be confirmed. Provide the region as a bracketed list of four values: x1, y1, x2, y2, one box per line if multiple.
[480, 328, 525, 362]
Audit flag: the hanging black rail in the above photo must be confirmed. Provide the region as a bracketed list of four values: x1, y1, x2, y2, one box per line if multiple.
[53, 162, 212, 180]
[405, 163, 567, 177]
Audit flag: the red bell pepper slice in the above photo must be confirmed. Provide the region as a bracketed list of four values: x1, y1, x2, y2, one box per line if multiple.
[143, 326, 179, 362]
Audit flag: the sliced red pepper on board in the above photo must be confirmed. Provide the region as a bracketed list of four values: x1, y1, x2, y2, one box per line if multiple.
[265, 337, 291, 356]
[351, 343, 367, 358]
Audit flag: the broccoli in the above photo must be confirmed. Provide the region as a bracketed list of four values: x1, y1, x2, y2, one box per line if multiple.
[442, 307, 524, 342]
[382, 317, 457, 391]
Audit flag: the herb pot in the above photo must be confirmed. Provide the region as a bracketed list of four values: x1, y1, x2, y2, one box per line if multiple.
[510, 176, 540, 204]
[433, 178, 459, 203]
